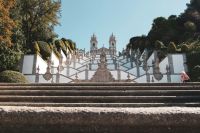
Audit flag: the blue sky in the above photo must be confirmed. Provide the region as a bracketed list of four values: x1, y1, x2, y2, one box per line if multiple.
[55, 0, 189, 51]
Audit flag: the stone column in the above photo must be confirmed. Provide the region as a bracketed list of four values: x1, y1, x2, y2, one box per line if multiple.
[56, 66, 60, 83]
[117, 63, 121, 81]
[85, 64, 89, 80]
[168, 54, 174, 74]
[146, 72, 150, 83]
[166, 65, 171, 83]
[35, 66, 40, 83]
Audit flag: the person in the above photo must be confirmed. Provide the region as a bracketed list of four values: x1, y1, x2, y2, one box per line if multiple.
[181, 71, 190, 83]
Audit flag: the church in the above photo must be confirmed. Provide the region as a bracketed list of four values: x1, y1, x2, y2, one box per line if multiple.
[20, 34, 187, 83]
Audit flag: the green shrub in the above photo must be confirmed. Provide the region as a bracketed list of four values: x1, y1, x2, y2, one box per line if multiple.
[0, 70, 29, 83]
[37, 41, 51, 60]
[167, 42, 177, 53]
[155, 40, 165, 50]
[33, 42, 40, 55]
[181, 44, 190, 53]
[0, 45, 21, 72]
[191, 65, 200, 82]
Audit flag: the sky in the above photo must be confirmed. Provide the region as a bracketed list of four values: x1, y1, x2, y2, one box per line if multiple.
[55, 0, 189, 52]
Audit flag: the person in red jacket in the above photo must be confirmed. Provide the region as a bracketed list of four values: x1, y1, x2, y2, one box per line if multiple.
[181, 71, 190, 83]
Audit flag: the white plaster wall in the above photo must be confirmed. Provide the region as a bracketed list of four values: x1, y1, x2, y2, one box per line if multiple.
[25, 75, 35, 83]
[159, 57, 169, 74]
[121, 71, 136, 80]
[70, 71, 86, 80]
[88, 71, 96, 79]
[22, 55, 34, 74]
[148, 67, 153, 74]
[120, 66, 129, 71]
[120, 58, 128, 64]
[110, 71, 117, 79]
[61, 50, 67, 62]
[59, 75, 72, 83]
[139, 67, 146, 76]
[39, 75, 52, 83]
[123, 62, 135, 69]
[107, 59, 114, 64]
[36, 55, 47, 74]
[51, 52, 59, 67]
[171, 75, 182, 83]
[77, 65, 87, 71]
[147, 52, 154, 66]
[107, 64, 115, 70]
[150, 75, 167, 83]
[135, 75, 147, 83]
[91, 64, 98, 70]
[69, 68, 79, 76]
[172, 54, 185, 74]
[127, 67, 137, 76]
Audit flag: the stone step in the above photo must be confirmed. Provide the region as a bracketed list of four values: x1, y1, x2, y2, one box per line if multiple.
[0, 82, 200, 86]
[0, 85, 199, 90]
[0, 106, 200, 133]
[0, 96, 199, 103]
[0, 102, 199, 107]
[0, 90, 200, 96]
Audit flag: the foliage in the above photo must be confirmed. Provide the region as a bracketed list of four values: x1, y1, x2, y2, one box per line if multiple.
[154, 40, 166, 50]
[37, 41, 52, 60]
[191, 65, 200, 81]
[184, 21, 197, 32]
[0, 70, 28, 83]
[167, 42, 177, 53]
[0, 0, 16, 47]
[181, 44, 190, 52]
[0, 45, 21, 72]
[187, 52, 200, 81]
[16, 0, 61, 53]
[33, 42, 40, 55]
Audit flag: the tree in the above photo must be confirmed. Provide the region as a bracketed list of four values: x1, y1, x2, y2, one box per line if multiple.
[0, 0, 16, 47]
[184, 21, 197, 32]
[17, 0, 61, 53]
[0, 45, 21, 72]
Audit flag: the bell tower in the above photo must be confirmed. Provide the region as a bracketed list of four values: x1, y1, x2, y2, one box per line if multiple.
[90, 34, 98, 55]
[109, 33, 117, 56]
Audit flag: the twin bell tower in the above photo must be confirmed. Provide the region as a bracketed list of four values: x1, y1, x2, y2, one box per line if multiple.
[90, 33, 117, 56]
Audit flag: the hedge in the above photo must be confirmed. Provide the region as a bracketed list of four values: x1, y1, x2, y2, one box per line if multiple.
[0, 70, 29, 83]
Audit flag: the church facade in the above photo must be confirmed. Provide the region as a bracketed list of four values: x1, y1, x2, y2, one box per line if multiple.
[20, 34, 187, 83]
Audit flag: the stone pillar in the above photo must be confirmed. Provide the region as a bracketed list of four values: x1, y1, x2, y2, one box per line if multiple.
[183, 54, 188, 72]
[146, 72, 150, 83]
[56, 66, 60, 83]
[126, 55, 129, 62]
[117, 63, 121, 81]
[113, 58, 117, 70]
[136, 60, 140, 77]
[67, 65, 70, 77]
[168, 54, 174, 74]
[85, 64, 89, 80]
[89, 59, 92, 70]
[166, 65, 171, 83]
[35, 66, 40, 83]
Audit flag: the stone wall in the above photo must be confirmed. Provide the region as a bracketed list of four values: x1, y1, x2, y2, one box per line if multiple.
[0, 106, 200, 133]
